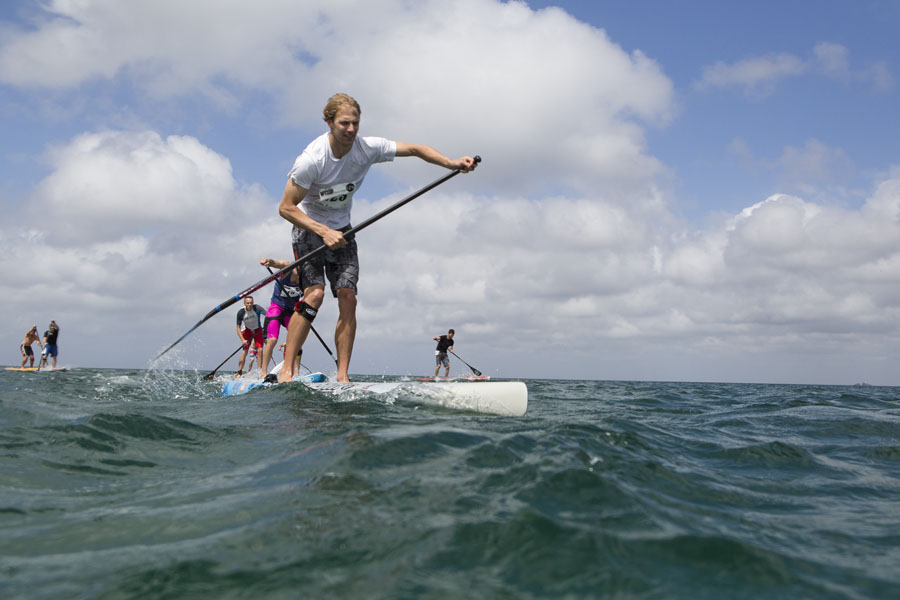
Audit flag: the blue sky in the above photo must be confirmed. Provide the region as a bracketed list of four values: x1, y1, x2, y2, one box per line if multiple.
[546, 0, 900, 217]
[2, 0, 900, 384]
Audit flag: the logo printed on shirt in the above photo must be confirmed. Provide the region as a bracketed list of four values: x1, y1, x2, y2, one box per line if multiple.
[280, 284, 302, 299]
[318, 182, 356, 209]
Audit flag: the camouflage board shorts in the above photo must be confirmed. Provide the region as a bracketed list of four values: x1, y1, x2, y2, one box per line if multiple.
[291, 226, 359, 298]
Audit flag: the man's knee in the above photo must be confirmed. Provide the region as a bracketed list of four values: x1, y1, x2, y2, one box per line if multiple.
[304, 287, 325, 307]
[336, 288, 357, 312]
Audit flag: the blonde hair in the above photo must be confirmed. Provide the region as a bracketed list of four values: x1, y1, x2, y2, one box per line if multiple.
[323, 93, 361, 122]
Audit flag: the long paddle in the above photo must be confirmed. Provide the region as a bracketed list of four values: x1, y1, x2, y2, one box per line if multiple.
[307, 319, 339, 367]
[201, 343, 245, 380]
[156, 157, 480, 360]
[451, 352, 483, 376]
[264, 265, 339, 367]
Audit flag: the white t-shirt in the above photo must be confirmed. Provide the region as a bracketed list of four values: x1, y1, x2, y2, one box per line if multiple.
[237, 305, 264, 331]
[288, 132, 396, 230]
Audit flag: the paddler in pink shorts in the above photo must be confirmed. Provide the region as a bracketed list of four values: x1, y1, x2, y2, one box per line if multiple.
[259, 257, 303, 377]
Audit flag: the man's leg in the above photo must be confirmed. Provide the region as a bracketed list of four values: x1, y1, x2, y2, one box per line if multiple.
[236, 345, 248, 376]
[254, 331, 265, 378]
[278, 318, 309, 382]
[261, 310, 284, 376]
[278, 286, 324, 383]
[292, 350, 301, 374]
[236, 330, 250, 376]
[261, 337, 278, 376]
[334, 288, 357, 382]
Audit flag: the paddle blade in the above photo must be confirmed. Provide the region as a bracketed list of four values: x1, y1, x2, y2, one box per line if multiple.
[452, 352, 482, 376]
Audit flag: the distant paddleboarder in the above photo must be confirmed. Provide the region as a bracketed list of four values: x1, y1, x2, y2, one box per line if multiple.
[40, 320, 60, 369]
[19, 326, 42, 369]
[235, 297, 265, 378]
[433, 329, 455, 378]
[277, 92, 477, 383]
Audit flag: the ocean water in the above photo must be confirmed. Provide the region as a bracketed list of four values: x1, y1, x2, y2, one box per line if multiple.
[1, 368, 898, 599]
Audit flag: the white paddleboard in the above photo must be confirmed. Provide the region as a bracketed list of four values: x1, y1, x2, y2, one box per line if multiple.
[221, 375, 527, 416]
[307, 380, 527, 416]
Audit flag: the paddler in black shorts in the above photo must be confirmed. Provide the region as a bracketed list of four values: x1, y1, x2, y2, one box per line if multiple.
[19, 326, 42, 369]
[433, 329, 455, 378]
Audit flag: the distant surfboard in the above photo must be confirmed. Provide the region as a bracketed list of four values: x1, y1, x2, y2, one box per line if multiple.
[415, 375, 491, 382]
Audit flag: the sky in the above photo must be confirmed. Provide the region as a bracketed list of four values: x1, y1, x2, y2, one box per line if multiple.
[2, 0, 900, 385]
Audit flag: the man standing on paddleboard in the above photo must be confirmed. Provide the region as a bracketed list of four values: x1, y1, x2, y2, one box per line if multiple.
[277, 93, 477, 383]
[40, 320, 60, 369]
[258, 257, 303, 376]
[235, 296, 266, 378]
[19, 326, 42, 369]
[433, 329, 455, 378]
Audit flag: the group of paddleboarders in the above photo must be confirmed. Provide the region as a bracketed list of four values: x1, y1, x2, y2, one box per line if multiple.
[233, 258, 305, 379]
[18, 320, 60, 370]
[232, 93, 477, 382]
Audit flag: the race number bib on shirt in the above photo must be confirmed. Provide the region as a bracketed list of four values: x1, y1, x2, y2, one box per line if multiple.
[317, 182, 357, 210]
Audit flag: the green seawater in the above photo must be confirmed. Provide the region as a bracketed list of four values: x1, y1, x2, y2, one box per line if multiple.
[1, 368, 898, 599]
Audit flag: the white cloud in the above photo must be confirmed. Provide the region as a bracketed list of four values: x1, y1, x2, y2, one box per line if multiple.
[0, 0, 674, 200]
[0, 0, 314, 94]
[355, 175, 900, 378]
[695, 53, 806, 97]
[27, 130, 268, 244]
[695, 42, 893, 97]
[813, 42, 851, 78]
[775, 139, 853, 184]
[4, 138, 900, 382]
[813, 41, 893, 90]
[728, 137, 858, 205]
